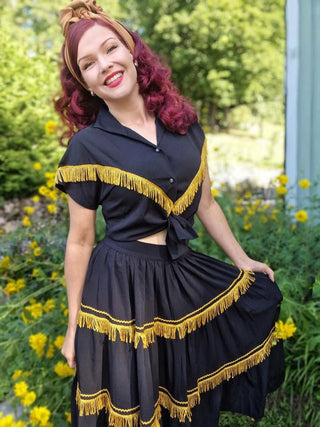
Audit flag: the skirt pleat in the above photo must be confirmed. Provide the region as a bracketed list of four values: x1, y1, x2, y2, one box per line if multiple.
[72, 238, 284, 427]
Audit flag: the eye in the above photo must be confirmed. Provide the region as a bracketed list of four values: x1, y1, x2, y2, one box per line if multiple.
[82, 61, 94, 71]
[106, 44, 118, 54]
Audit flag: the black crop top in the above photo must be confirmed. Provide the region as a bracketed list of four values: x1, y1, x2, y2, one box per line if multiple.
[55, 104, 207, 259]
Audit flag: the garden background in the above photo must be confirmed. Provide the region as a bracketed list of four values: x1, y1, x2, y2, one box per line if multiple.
[0, 0, 319, 426]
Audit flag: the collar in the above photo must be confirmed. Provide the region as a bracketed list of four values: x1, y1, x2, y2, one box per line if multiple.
[93, 104, 166, 147]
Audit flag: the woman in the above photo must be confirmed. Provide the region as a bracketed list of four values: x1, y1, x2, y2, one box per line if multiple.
[55, 1, 285, 426]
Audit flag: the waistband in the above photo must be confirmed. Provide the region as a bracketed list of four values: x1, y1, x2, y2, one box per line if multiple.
[101, 237, 189, 261]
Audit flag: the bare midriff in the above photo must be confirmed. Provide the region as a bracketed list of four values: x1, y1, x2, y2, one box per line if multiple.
[137, 229, 167, 245]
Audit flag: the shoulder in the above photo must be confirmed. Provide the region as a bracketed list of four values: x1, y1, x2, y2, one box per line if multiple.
[186, 121, 206, 151]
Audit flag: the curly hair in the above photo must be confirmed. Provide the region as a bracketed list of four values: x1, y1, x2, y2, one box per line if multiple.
[54, 19, 197, 145]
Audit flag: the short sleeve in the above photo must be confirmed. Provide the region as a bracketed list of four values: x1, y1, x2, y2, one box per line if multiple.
[55, 134, 101, 210]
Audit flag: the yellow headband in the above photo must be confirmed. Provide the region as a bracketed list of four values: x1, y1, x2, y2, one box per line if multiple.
[59, 0, 135, 88]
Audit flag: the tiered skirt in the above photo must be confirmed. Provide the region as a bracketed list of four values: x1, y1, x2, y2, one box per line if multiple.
[71, 237, 285, 427]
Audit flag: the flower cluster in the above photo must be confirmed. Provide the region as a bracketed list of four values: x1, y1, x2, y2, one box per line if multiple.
[275, 318, 297, 340]
[4, 279, 26, 296]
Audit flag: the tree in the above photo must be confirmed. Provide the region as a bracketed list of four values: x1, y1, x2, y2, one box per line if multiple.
[120, 0, 285, 125]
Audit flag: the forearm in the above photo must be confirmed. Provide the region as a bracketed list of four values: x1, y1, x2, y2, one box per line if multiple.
[197, 198, 249, 268]
[64, 238, 94, 331]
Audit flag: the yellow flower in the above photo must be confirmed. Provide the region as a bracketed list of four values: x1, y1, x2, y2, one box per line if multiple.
[32, 269, 39, 277]
[32, 195, 40, 203]
[247, 208, 255, 216]
[51, 271, 59, 279]
[46, 344, 55, 359]
[263, 203, 270, 210]
[261, 215, 268, 224]
[298, 178, 311, 189]
[30, 241, 38, 249]
[12, 370, 22, 381]
[234, 206, 244, 214]
[43, 299, 55, 313]
[38, 186, 50, 197]
[0, 256, 11, 270]
[15, 422, 26, 427]
[54, 335, 65, 350]
[64, 308, 69, 317]
[45, 120, 57, 135]
[275, 318, 297, 340]
[30, 407, 51, 426]
[270, 214, 277, 222]
[29, 333, 47, 358]
[276, 186, 287, 195]
[47, 204, 57, 214]
[211, 189, 219, 197]
[295, 210, 308, 223]
[65, 412, 71, 424]
[4, 282, 17, 296]
[0, 414, 15, 427]
[243, 223, 253, 231]
[26, 303, 43, 319]
[54, 361, 74, 377]
[23, 206, 35, 215]
[48, 190, 58, 201]
[23, 216, 31, 227]
[33, 247, 42, 257]
[276, 174, 289, 185]
[21, 391, 36, 406]
[33, 162, 42, 171]
[292, 223, 297, 230]
[254, 199, 262, 206]
[14, 381, 28, 397]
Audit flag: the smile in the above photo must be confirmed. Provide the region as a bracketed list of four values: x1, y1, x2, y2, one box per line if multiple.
[104, 72, 123, 86]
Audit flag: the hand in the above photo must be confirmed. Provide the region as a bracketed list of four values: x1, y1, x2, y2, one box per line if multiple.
[61, 327, 77, 369]
[236, 258, 275, 282]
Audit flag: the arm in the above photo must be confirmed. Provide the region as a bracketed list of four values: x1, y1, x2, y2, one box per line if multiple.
[196, 168, 274, 282]
[61, 196, 96, 368]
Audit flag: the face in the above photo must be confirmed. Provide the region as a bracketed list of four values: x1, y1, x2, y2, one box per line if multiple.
[77, 24, 138, 105]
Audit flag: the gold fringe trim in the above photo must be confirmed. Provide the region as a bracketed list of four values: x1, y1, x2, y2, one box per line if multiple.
[76, 384, 162, 427]
[172, 139, 207, 215]
[76, 328, 278, 426]
[78, 270, 255, 348]
[55, 138, 207, 216]
[56, 165, 173, 216]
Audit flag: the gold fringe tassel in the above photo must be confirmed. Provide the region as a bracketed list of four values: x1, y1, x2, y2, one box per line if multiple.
[172, 139, 207, 215]
[78, 270, 255, 348]
[76, 328, 278, 426]
[55, 138, 207, 216]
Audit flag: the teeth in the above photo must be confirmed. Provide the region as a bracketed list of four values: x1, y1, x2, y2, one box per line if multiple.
[106, 72, 122, 85]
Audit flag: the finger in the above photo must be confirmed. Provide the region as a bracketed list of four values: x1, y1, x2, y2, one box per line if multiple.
[265, 266, 274, 282]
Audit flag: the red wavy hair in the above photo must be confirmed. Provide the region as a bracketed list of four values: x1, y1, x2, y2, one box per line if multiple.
[54, 19, 197, 145]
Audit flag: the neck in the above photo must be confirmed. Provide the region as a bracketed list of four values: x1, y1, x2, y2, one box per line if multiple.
[106, 95, 153, 126]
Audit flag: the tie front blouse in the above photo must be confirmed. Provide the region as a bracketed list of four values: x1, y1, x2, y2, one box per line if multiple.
[55, 105, 207, 259]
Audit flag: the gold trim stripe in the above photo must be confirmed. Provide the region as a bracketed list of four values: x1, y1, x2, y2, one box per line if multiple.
[78, 270, 255, 348]
[55, 139, 207, 216]
[76, 328, 278, 426]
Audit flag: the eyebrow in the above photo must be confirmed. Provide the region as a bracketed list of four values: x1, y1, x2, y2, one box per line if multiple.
[77, 37, 117, 64]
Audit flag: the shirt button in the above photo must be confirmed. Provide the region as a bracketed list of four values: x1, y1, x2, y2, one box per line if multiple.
[155, 147, 160, 152]
[169, 178, 175, 184]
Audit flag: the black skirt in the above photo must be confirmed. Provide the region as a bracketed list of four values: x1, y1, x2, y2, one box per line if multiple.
[71, 238, 284, 427]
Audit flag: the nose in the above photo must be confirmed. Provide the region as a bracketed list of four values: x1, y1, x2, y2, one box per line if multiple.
[98, 55, 112, 74]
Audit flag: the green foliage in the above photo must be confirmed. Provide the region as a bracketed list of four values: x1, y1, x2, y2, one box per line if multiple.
[0, 7, 62, 201]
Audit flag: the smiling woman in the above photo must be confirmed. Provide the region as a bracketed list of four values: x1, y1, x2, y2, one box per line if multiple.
[54, 1, 285, 426]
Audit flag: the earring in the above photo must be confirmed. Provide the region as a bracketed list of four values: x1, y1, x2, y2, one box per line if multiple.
[90, 90, 94, 96]
[134, 60, 138, 67]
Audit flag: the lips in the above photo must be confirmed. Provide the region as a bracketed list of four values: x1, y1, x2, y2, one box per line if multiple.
[104, 71, 123, 87]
